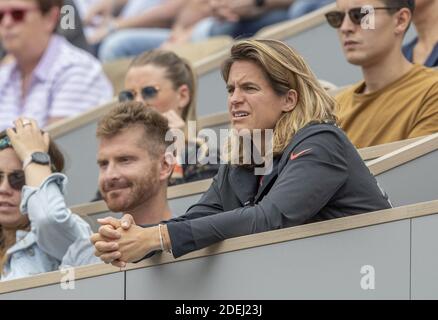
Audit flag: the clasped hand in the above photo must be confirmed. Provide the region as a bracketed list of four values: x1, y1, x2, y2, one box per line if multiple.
[90, 214, 160, 268]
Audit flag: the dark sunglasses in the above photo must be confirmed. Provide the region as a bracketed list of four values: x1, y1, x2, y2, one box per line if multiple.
[0, 7, 38, 24]
[118, 86, 160, 102]
[325, 7, 401, 28]
[0, 170, 25, 191]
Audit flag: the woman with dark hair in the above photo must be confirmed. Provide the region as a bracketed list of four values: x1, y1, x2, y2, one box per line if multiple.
[0, 118, 98, 281]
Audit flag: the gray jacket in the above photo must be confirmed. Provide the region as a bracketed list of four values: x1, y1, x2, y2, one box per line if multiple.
[1, 174, 99, 282]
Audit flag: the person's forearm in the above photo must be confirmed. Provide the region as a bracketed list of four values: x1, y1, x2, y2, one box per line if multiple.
[97, 0, 128, 12]
[225, 0, 294, 20]
[162, 224, 173, 253]
[172, 0, 212, 30]
[142, 225, 173, 253]
[24, 163, 53, 187]
[114, 0, 129, 10]
[263, 0, 294, 10]
[46, 117, 65, 127]
[115, 0, 185, 30]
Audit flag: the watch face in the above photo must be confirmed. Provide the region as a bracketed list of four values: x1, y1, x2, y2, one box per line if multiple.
[32, 152, 51, 164]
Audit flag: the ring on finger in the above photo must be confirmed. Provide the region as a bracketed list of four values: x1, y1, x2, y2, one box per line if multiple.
[22, 119, 31, 127]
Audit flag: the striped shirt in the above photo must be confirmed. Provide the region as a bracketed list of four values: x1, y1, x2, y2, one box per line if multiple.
[0, 35, 113, 131]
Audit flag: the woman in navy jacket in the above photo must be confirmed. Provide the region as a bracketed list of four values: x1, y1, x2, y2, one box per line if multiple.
[91, 39, 392, 264]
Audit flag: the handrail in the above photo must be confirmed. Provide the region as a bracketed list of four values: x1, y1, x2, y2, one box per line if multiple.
[46, 100, 117, 138]
[47, 104, 229, 139]
[70, 133, 438, 218]
[197, 112, 229, 130]
[255, 2, 336, 39]
[2, 199, 438, 294]
[193, 2, 336, 76]
[367, 133, 438, 175]
[102, 36, 235, 94]
[195, 112, 426, 161]
[358, 136, 425, 161]
[46, 80, 343, 140]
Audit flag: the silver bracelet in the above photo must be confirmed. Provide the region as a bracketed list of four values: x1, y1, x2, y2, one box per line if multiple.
[158, 224, 165, 252]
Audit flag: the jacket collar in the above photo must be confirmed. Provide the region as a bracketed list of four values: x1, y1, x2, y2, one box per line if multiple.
[6, 230, 36, 255]
[228, 122, 339, 205]
[229, 165, 259, 206]
[228, 156, 282, 205]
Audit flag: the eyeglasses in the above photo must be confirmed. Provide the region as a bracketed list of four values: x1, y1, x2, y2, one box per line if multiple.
[0, 136, 11, 151]
[0, 170, 25, 191]
[118, 86, 160, 102]
[325, 7, 401, 28]
[0, 7, 38, 24]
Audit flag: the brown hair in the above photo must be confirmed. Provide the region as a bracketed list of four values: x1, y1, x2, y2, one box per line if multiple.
[381, 0, 415, 13]
[0, 129, 64, 275]
[96, 101, 172, 158]
[382, 0, 415, 34]
[23, 0, 63, 34]
[129, 50, 197, 123]
[26, 0, 63, 13]
[221, 39, 337, 157]
[0, 229, 16, 277]
[0, 130, 64, 174]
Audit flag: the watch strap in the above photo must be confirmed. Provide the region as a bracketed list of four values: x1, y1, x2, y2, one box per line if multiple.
[22, 152, 51, 170]
[22, 155, 33, 170]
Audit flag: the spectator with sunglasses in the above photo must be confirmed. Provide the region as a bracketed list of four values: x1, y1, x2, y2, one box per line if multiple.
[326, 0, 438, 148]
[0, 0, 113, 132]
[0, 119, 98, 281]
[402, 0, 438, 67]
[92, 50, 219, 202]
[93, 50, 218, 203]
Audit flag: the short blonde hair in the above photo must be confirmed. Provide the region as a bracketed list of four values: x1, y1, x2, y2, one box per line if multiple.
[96, 101, 171, 158]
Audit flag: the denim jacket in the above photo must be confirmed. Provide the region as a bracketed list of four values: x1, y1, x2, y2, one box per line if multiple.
[1, 173, 100, 282]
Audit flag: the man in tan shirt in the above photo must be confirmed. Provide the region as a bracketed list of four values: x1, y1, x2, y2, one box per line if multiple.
[327, 0, 438, 148]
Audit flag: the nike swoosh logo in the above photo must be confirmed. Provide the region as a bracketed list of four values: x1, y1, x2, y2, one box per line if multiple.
[290, 148, 312, 161]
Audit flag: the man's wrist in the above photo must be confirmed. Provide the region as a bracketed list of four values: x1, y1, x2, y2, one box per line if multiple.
[161, 224, 172, 254]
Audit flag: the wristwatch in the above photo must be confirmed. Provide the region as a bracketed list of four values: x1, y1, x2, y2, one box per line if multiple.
[254, 0, 265, 7]
[23, 152, 51, 170]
